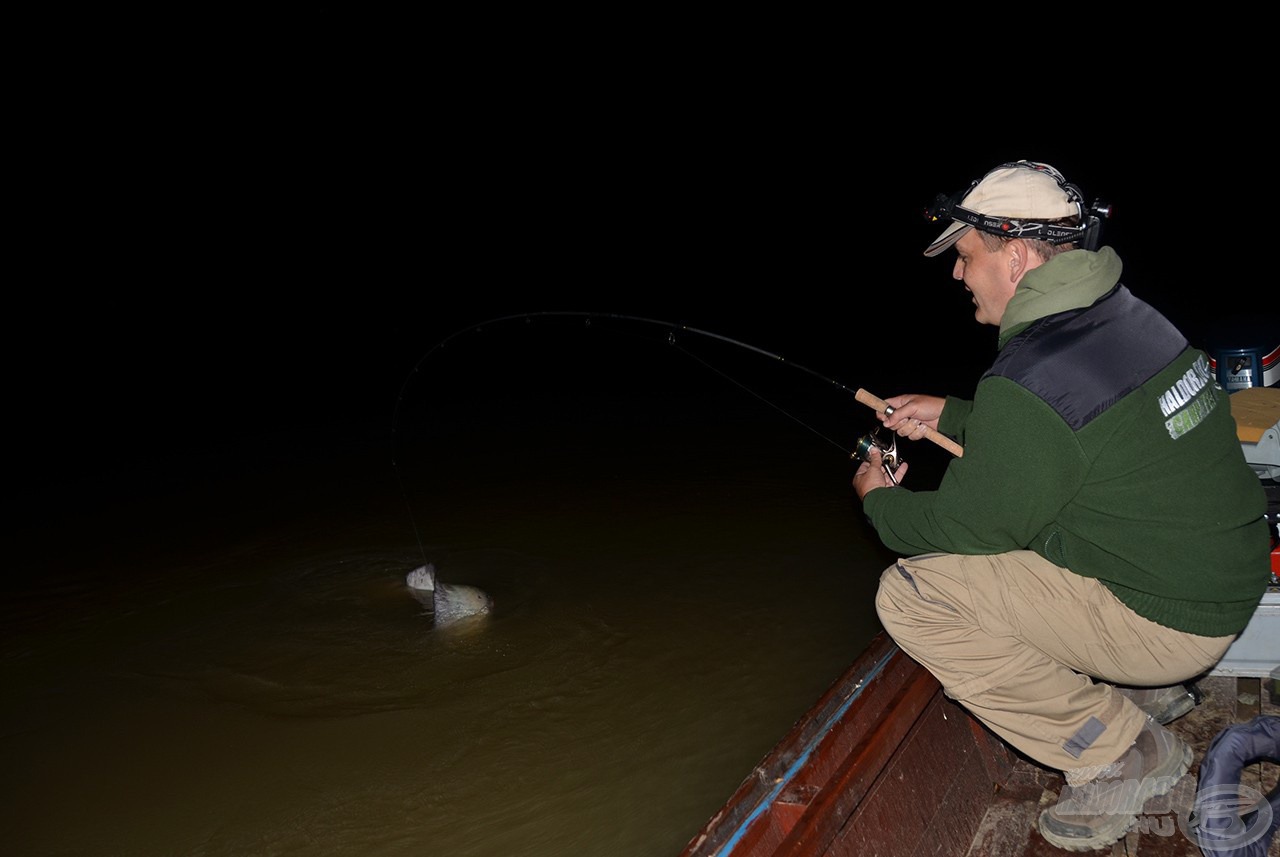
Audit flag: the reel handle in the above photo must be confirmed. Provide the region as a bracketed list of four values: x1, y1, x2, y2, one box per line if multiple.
[855, 388, 965, 458]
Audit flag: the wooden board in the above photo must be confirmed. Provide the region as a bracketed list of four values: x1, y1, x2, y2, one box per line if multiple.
[1230, 386, 1280, 443]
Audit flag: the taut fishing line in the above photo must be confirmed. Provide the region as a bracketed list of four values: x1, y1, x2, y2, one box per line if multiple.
[388, 311, 869, 563]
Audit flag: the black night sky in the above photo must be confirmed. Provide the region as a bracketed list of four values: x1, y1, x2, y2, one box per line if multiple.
[15, 81, 1267, 525]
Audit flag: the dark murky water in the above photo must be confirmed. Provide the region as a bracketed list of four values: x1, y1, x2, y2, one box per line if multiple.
[5, 327, 921, 856]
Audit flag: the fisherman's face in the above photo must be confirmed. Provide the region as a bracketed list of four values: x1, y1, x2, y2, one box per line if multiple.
[952, 229, 1018, 327]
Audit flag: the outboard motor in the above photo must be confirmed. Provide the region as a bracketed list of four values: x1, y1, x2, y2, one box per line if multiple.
[1203, 316, 1279, 391]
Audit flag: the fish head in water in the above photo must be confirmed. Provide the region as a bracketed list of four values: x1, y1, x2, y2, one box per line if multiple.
[405, 564, 437, 592]
[433, 582, 493, 626]
[405, 564, 492, 626]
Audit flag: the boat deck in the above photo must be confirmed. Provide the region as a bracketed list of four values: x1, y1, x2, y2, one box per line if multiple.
[967, 673, 1278, 856]
[681, 632, 1279, 857]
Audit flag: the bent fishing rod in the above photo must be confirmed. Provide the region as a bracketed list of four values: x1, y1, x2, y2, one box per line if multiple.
[390, 310, 964, 459]
[388, 310, 965, 562]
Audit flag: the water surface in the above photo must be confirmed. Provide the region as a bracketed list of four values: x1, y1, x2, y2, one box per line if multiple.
[5, 327, 911, 856]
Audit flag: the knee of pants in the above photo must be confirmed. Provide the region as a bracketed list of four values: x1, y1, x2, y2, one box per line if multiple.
[875, 563, 917, 640]
[875, 560, 971, 643]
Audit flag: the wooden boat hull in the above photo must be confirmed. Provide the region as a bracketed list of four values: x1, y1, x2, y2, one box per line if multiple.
[680, 631, 1016, 857]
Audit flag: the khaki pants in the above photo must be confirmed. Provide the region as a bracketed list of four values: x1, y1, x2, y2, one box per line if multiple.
[875, 551, 1235, 773]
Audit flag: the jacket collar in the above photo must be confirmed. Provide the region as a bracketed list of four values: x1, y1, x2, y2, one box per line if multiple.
[998, 246, 1123, 349]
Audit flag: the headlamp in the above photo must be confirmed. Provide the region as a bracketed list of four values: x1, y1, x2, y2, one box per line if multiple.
[923, 163, 1112, 252]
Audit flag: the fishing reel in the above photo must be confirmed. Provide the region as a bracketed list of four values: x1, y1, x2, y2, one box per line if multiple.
[852, 427, 903, 486]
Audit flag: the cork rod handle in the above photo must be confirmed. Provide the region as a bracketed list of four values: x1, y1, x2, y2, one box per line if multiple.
[855, 388, 965, 458]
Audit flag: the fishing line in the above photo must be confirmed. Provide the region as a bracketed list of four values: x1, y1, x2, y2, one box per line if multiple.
[388, 311, 868, 562]
[660, 337, 851, 454]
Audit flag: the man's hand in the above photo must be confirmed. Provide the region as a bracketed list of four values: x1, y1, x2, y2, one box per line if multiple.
[877, 394, 945, 442]
[852, 446, 907, 500]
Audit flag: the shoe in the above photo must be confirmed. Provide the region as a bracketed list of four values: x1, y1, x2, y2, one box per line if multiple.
[1038, 718, 1192, 851]
[1115, 683, 1198, 725]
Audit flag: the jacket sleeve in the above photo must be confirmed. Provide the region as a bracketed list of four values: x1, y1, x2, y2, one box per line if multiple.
[937, 395, 972, 446]
[863, 377, 1087, 557]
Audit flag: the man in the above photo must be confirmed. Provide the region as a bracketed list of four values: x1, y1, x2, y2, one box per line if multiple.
[852, 160, 1270, 851]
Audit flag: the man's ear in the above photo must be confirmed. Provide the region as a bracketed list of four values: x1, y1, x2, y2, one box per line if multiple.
[1008, 240, 1034, 282]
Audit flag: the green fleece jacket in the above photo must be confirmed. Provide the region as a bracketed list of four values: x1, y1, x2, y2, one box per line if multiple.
[864, 247, 1270, 636]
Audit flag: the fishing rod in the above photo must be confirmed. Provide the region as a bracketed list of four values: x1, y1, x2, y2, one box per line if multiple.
[388, 311, 965, 559]
[390, 310, 964, 459]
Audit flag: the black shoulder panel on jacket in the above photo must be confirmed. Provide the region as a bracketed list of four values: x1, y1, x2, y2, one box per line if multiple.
[985, 286, 1189, 431]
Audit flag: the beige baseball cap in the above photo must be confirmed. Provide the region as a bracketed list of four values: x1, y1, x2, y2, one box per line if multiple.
[924, 161, 1082, 257]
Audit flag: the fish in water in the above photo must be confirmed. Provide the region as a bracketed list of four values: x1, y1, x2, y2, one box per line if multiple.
[405, 564, 437, 591]
[405, 564, 493, 625]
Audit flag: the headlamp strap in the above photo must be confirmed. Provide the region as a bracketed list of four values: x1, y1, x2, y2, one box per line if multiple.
[948, 203, 1087, 245]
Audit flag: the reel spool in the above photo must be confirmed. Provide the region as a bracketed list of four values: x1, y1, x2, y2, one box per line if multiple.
[852, 427, 903, 486]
